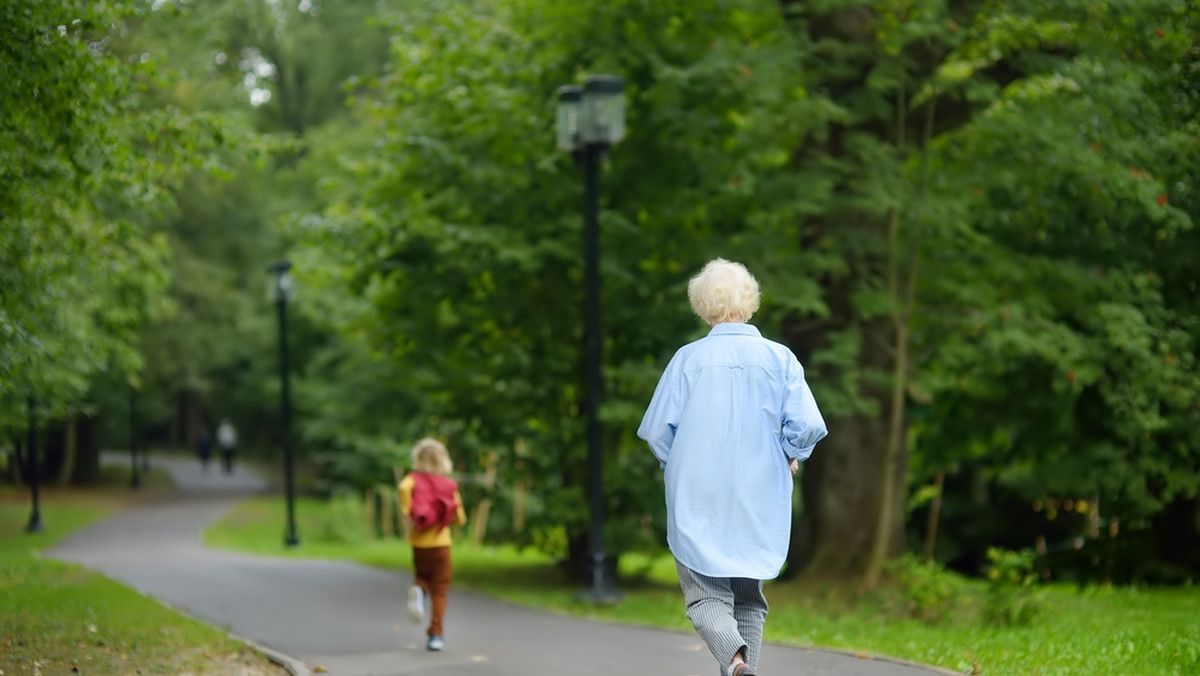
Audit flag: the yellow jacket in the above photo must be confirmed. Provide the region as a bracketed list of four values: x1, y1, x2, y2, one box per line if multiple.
[398, 473, 468, 548]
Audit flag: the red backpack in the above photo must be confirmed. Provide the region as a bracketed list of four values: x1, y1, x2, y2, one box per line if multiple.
[409, 472, 459, 532]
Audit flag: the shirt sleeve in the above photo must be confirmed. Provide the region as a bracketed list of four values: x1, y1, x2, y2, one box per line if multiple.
[637, 356, 683, 469]
[452, 490, 468, 527]
[398, 475, 414, 515]
[781, 357, 827, 462]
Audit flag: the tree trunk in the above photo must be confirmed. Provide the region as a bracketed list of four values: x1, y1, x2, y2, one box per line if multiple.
[797, 413, 887, 578]
[70, 416, 102, 485]
[775, 0, 1062, 587]
[174, 388, 204, 452]
[861, 84, 913, 591]
[923, 470, 945, 563]
[862, 321, 909, 589]
[55, 418, 77, 486]
[789, 316, 909, 581]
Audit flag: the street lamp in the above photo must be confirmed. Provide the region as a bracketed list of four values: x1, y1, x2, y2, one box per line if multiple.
[268, 260, 300, 548]
[556, 74, 626, 603]
[25, 394, 43, 533]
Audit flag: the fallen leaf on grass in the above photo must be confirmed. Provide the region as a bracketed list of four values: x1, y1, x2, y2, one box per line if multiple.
[312, 666, 327, 673]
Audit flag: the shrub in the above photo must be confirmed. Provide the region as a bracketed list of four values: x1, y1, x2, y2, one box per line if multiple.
[314, 490, 372, 544]
[983, 547, 1044, 627]
[886, 554, 964, 624]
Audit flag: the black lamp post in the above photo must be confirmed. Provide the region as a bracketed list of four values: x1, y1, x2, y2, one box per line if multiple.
[129, 386, 141, 489]
[556, 75, 626, 602]
[25, 393, 43, 533]
[268, 260, 300, 548]
[142, 427, 150, 471]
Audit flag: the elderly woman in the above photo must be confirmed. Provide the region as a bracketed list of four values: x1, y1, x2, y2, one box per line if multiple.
[637, 258, 827, 676]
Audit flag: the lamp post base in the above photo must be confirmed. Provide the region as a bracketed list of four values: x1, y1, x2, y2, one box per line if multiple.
[285, 534, 300, 548]
[26, 513, 43, 534]
[573, 553, 623, 605]
[574, 587, 624, 605]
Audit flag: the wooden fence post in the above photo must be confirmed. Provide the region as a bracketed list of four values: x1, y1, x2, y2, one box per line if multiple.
[364, 487, 376, 539]
[512, 436, 527, 533]
[470, 452, 499, 545]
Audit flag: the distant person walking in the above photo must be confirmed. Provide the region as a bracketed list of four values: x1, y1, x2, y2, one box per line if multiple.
[216, 419, 238, 475]
[637, 258, 828, 676]
[397, 437, 467, 652]
[197, 425, 213, 472]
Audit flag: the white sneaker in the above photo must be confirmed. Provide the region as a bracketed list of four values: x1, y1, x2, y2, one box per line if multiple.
[426, 634, 444, 651]
[407, 585, 425, 624]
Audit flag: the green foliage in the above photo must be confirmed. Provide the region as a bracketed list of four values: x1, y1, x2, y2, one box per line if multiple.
[983, 547, 1044, 627]
[907, 0, 1200, 575]
[528, 524, 569, 562]
[294, 0, 820, 562]
[0, 0, 229, 434]
[313, 490, 373, 544]
[77, 0, 397, 451]
[884, 554, 966, 624]
[264, 0, 1200, 581]
[8, 0, 1200, 591]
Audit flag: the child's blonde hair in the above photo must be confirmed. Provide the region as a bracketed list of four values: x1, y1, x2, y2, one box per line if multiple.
[412, 437, 453, 475]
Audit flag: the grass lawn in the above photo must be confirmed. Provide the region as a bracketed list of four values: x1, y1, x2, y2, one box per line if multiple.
[207, 495, 1200, 676]
[0, 466, 286, 676]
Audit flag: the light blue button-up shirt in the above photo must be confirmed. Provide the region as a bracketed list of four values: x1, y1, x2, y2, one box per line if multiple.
[637, 323, 827, 579]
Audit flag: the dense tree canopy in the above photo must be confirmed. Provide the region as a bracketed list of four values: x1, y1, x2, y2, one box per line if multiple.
[5, 0, 1198, 585]
[1, 0, 226, 425]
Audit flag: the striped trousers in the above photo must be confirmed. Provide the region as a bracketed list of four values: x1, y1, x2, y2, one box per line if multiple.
[675, 559, 769, 675]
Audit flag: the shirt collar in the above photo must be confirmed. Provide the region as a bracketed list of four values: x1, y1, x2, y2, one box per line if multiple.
[707, 322, 762, 338]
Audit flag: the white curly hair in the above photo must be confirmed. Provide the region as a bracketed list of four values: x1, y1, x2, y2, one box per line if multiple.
[687, 258, 761, 326]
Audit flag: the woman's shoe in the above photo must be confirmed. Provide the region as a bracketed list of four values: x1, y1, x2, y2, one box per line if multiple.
[426, 634, 444, 651]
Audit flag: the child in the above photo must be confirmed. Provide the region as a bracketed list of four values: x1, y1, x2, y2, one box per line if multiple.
[397, 437, 467, 652]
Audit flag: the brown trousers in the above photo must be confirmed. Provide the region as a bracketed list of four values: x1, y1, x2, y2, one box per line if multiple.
[412, 546, 453, 636]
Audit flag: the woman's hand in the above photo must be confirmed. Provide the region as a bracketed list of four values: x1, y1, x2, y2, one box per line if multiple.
[790, 459, 799, 476]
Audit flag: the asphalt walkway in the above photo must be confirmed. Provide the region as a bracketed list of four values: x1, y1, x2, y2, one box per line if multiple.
[48, 455, 953, 676]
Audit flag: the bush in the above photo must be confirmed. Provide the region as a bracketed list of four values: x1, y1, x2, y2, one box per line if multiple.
[313, 490, 372, 544]
[886, 554, 964, 624]
[983, 547, 1044, 627]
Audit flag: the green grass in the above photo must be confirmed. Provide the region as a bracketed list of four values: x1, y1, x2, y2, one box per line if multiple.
[763, 580, 1200, 675]
[207, 495, 1200, 676]
[0, 469, 284, 676]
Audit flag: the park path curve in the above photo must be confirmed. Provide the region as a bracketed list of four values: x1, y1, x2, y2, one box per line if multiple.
[47, 455, 954, 676]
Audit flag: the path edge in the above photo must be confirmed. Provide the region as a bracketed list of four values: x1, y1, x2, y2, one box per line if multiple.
[237, 635, 314, 676]
[791, 644, 964, 676]
[140, 587, 314, 676]
[465, 586, 964, 675]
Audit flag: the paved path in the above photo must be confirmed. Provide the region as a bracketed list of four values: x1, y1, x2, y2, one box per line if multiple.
[48, 455, 953, 676]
